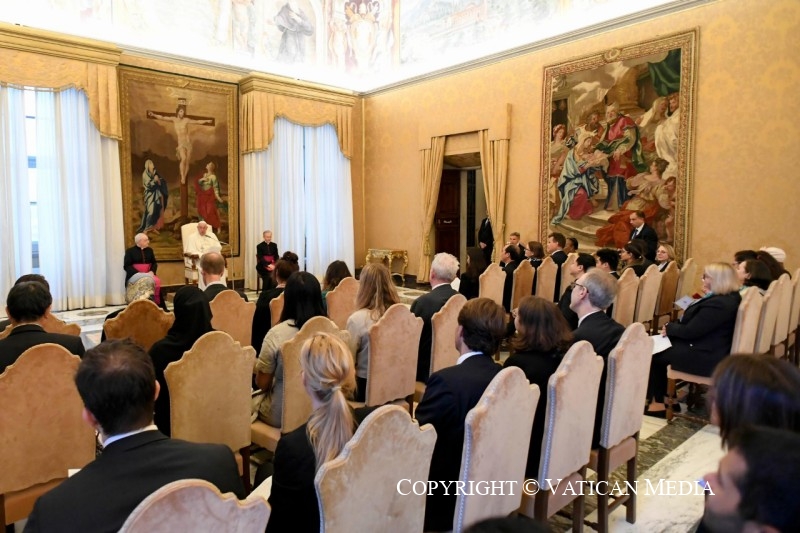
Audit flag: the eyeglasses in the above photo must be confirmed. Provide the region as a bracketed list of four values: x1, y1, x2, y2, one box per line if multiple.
[569, 281, 587, 292]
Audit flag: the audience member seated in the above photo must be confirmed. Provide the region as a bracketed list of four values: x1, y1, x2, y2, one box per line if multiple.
[500, 244, 523, 312]
[0, 274, 49, 330]
[200, 252, 247, 301]
[251, 252, 299, 349]
[646, 262, 741, 417]
[735, 259, 773, 294]
[655, 242, 678, 272]
[346, 263, 400, 402]
[504, 296, 572, 479]
[702, 427, 800, 533]
[564, 236, 579, 254]
[557, 252, 596, 329]
[25, 339, 245, 533]
[124, 233, 163, 306]
[458, 247, 487, 300]
[525, 241, 545, 270]
[412, 252, 460, 383]
[569, 269, 625, 445]
[415, 298, 505, 532]
[732, 249, 759, 265]
[100, 276, 157, 342]
[710, 354, 800, 447]
[756, 249, 791, 280]
[254, 272, 325, 427]
[547, 232, 568, 300]
[321, 260, 352, 311]
[506, 231, 522, 259]
[760, 245, 787, 269]
[593, 248, 621, 279]
[620, 239, 653, 277]
[260, 333, 373, 533]
[149, 286, 214, 435]
[256, 230, 279, 290]
[185, 221, 222, 288]
[0, 281, 84, 373]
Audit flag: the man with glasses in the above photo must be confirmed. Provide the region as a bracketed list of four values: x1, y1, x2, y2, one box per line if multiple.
[557, 253, 596, 329]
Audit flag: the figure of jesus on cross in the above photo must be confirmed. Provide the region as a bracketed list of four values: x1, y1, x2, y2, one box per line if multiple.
[147, 99, 215, 221]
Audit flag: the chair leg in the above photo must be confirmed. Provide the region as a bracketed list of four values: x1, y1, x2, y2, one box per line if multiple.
[666, 378, 676, 422]
[596, 448, 610, 533]
[239, 445, 252, 493]
[626, 438, 638, 524]
[533, 490, 549, 522]
[572, 467, 586, 533]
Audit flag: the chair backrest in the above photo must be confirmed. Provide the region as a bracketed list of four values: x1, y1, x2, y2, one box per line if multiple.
[209, 290, 256, 347]
[730, 288, 764, 353]
[366, 304, 423, 406]
[180, 222, 215, 246]
[454, 367, 540, 532]
[674, 258, 696, 300]
[535, 256, 558, 301]
[511, 260, 535, 310]
[280, 316, 351, 434]
[790, 269, 800, 336]
[0, 344, 95, 495]
[559, 253, 578, 299]
[326, 277, 360, 330]
[538, 341, 603, 482]
[270, 292, 285, 328]
[599, 324, 652, 449]
[654, 261, 680, 317]
[103, 299, 175, 351]
[165, 331, 256, 451]
[755, 279, 782, 354]
[430, 294, 467, 375]
[479, 263, 505, 307]
[634, 264, 662, 325]
[119, 479, 270, 533]
[612, 268, 639, 327]
[772, 274, 792, 347]
[0, 314, 82, 340]
[315, 405, 436, 533]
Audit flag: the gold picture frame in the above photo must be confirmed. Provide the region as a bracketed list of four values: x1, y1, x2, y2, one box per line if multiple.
[540, 30, 698, 260]
[119, 67, 239, 260]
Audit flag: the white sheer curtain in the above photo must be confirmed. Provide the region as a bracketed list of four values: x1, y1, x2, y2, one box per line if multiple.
[0, 86, 33, 310]
[35, 88, 125, 310]
[243, 117, 354, 288]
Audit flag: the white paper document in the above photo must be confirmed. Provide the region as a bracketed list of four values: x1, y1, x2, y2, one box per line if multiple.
[651, 334, 672, 354]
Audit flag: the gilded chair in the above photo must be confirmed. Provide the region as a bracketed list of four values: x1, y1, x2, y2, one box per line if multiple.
[652, 261, 679, 333]
[326, 277, 360, 330]
[210, 290, 256, 347]
[671, 258, 696, 321]
[535, 257, 558, 302]
[414, 294, 467, 403]
[633, 264, 662, 332]
[511, 260, 535, 311]
[103, 299, 175, 351]
[181, 222, 227, 286]
[0, 314, 81, 340]
[787, 269, 800, 363]
[478, 263, 505, 307]
[560, 253, 578, 299]
[754, 279, 781, 355]
[612, 269, 639, 327]
[269, 292, 285, 328]
[769, 274, 792, 358]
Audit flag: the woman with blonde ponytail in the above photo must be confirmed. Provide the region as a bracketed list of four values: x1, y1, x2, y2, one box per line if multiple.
[263, 333, 374, 533]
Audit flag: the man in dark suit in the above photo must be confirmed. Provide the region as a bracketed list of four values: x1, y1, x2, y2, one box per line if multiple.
[200, 252, 247, 302]
[0, 281, 84, 374]
[501, 244, 522, 312]
[411, 253, 459, 383]
[478, 216, 493, 265]
[415, 298, 505, 532]
[557, 252, 596, 330]
[25, 339, 245, 533]
[569, 269, 625, 447]
[256, 230, 279, 290]
[594, 248, 621, 279]
[547, 232, 568, 302]
[629, 210, 658, 262]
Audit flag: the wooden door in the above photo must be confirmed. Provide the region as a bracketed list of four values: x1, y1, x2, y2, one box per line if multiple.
[435, 170, 461, 259]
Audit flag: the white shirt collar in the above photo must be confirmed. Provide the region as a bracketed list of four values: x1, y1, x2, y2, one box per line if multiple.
[206, 280, 226, 288]
[430, 281, 448, 290]
[457, 351, 482, 365]
[102, 424, 159, 448]
[577, 310, 602, 327]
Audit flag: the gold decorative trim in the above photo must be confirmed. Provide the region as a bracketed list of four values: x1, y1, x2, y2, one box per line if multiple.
[240, 73, 356, 107]
[0, 22, 119, 65]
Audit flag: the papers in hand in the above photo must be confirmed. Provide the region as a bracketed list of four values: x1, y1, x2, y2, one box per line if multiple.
[652, 334, 672, 354]
[674, 296, 696, 310]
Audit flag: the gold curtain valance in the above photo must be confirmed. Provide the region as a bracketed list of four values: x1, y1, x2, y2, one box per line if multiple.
[240, 77, 356, 159]
[0, 24, 121, 139]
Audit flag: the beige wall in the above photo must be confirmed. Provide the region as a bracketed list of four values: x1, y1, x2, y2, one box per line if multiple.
[362, 0, 800, 289]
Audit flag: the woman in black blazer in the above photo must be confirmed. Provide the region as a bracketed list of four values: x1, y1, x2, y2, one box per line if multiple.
[620, 240, 654, 277]
[645, 262, 741, 416]
[458, 247, 487, 300]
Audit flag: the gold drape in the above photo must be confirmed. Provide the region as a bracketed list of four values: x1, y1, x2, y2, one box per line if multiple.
[416, 136, 446, 282]
[479, 131, 509, 262]
[240, 91, 353, 158]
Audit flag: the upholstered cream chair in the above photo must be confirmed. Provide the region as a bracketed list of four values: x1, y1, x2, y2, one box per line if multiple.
[453, 367, 540, 532]
[210, 290, 256, 348]
[770, 274, 792, 358]
[479, 263, 505, 307]
[315, 405, 436, 533]
[414, 294, 467, 403]
[754, 279, 781, 355]
[518, 341, 604, 532]
[612, 269, 639, 327]
[118, 479, 271, 533]
[535, 256, 557, 301]
[511, 260, 535, 311]
[787, 269, 800, 363]
[181, 222, 228, 286]
[1, 344, 95, 527]
[560, 252, 578, 299]
[363, 304, 422, 413]
[652, 261, 679, 332]
[326, 277, 360, 330]
[269, 292, 285, 328]
[671, 258, 696, 321]
[103, 299, 175, 351]
[634, 264, 662, 332]
[0, 313, 81, 340]
[164, 331, 255, 491]
[251, 317, 349, 454]
[587, 323, 651, 533]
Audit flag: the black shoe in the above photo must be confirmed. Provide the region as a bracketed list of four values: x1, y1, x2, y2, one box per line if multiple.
[644, 407, 667, 419]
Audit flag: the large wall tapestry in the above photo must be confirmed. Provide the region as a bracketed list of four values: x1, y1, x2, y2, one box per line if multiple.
[540, 30, 697, 260]
[119, 67, 239, 260]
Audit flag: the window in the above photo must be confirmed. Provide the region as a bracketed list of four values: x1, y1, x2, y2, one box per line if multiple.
[24, 89, 39, 271]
